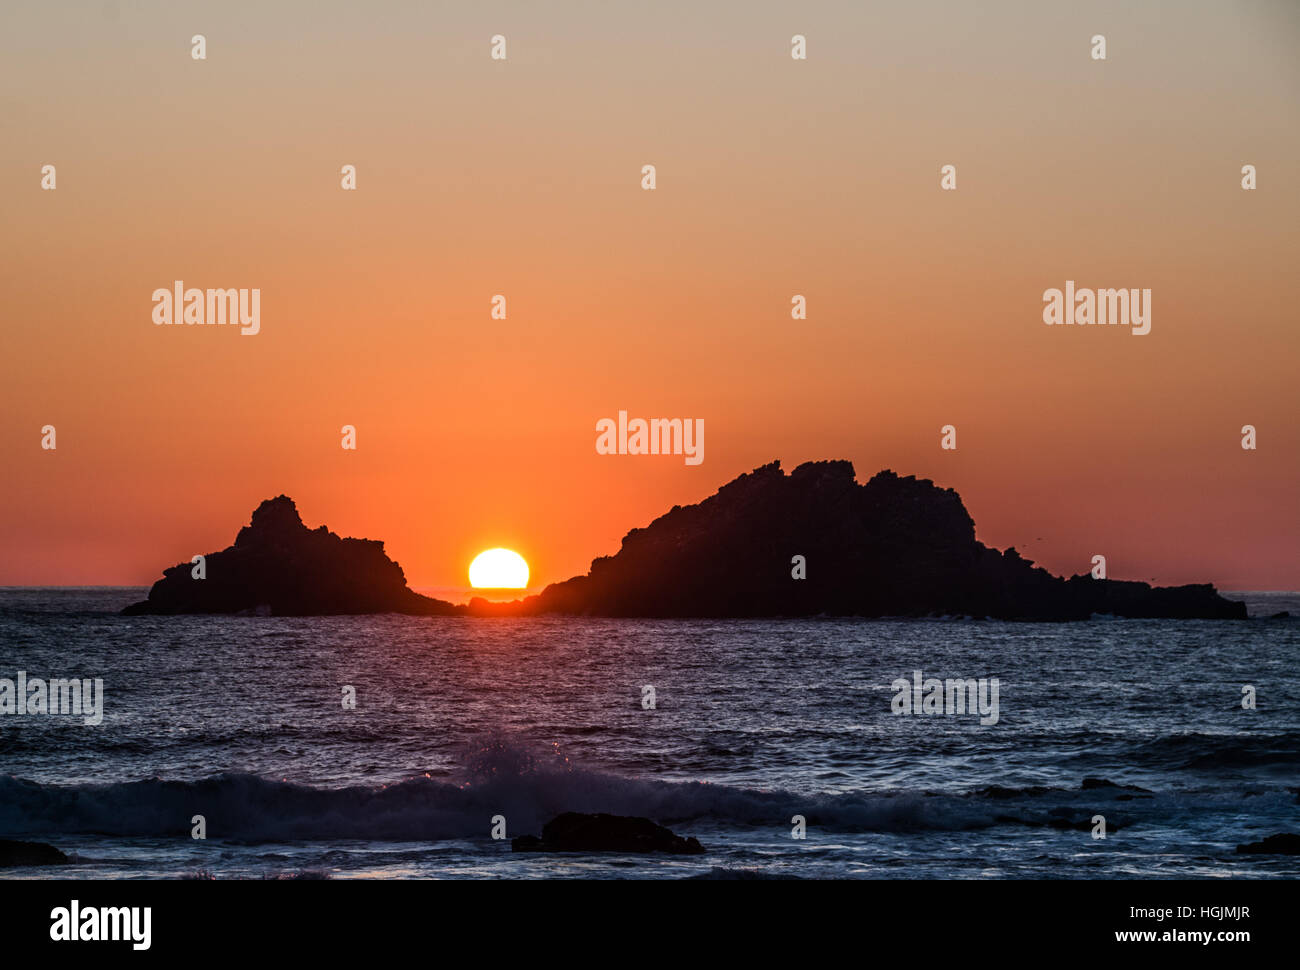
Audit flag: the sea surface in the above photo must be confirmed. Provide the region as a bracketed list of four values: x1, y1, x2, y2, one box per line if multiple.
[1, 588, 1297, 880]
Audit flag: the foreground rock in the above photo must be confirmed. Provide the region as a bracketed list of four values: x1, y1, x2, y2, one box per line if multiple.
[0, 838, 69, 867]
[512, 813, 705, 855]
[484, 461, 1245, 620]
[123, 496, 458, 616]
[1236, 833, 1300, 855]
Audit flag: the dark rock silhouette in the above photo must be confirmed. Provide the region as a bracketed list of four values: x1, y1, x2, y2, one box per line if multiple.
[1080, 777, 1152, 793]
[122, 496, 457, 616]
[0, 838, 68, 867]
[994, 815, 1123, 834]
[512, 812, 705, 854]
[124, 463, 1246, 619]
[1236, 833, 1300, 855]
[491, 460, 1245, 620]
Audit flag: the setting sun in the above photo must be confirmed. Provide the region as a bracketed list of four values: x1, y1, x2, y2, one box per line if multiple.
[468, 548, 529, 589]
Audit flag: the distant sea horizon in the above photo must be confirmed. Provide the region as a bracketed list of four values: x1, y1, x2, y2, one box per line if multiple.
[1, 586, 1295, 614]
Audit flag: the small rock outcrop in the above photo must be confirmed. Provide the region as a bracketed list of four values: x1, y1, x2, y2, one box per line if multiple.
[511, 812, 705, 854]
[122, 496, 458, 616]
[1236, 833, 1300, 855]
[0, 838, 69, 867]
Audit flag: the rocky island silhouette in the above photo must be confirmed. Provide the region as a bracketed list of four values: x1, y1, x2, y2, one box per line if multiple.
[122, 460, 1247, 620]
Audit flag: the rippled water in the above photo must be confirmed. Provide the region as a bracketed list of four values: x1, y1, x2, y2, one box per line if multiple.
[1, 589, 1297, 879]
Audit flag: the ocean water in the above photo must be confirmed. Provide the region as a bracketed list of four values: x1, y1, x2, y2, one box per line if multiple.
[1, 588, 1297, 880]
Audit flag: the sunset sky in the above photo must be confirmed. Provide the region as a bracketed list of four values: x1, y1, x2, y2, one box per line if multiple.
[2, 0, 1297, 594]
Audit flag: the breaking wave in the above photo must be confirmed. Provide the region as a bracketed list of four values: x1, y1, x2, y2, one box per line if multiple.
[2, 740, 1292, 842]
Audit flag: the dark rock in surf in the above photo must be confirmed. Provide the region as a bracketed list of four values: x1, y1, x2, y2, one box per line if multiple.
[0, 839, 69, 867]
[511, 812, 705, 855]
[1236, 833, 1300, 855]
[1081, 777, 1152, 793]
[995, 814, 1122, 834]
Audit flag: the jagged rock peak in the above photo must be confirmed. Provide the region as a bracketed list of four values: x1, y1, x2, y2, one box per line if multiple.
[791, 459, 856, 483]
[236, 495, 305, 546]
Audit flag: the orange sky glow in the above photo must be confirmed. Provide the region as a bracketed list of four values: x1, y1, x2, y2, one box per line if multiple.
[2, 1, 1297, 595]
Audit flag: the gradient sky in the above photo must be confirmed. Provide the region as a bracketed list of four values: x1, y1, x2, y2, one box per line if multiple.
[2, 0, 1297, 595]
